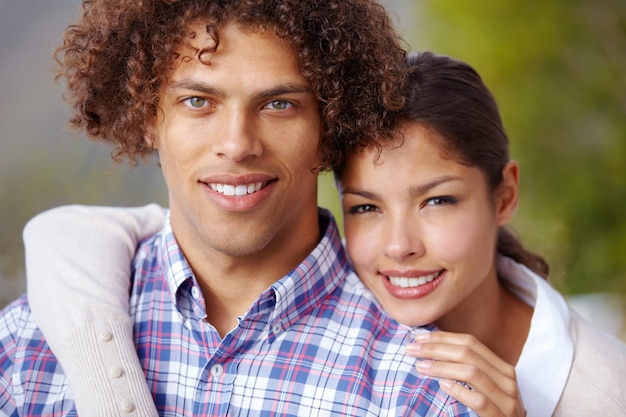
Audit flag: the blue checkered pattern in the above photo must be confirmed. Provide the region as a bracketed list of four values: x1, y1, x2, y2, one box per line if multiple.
[0, 209, 476, 416]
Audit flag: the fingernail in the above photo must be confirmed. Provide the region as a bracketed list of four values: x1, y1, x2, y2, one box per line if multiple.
[414, 359, 433, 369]
[439, 378, 453, 389]
[413, 332, 430, 341]
[405, 343, 422, 355]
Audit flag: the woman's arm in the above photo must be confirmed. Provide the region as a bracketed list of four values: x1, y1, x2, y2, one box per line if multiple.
[407, 331, 526, 417]
[24, 204, 166, 417]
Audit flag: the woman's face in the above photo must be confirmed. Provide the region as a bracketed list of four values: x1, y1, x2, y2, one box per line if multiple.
[339, 121, 517, 327]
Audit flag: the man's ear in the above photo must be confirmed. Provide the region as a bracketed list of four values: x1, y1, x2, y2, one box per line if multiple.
[144, 127, 157, 149]
[496, 160, 519, 226]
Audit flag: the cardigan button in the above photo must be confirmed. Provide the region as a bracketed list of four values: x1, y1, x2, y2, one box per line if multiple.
[121, 401, 135, 413]
[110, 367, 124, 378]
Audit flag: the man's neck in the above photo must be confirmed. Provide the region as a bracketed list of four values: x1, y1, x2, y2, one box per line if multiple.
[197, 271, 272, 337]
[175, 214, 323, 338]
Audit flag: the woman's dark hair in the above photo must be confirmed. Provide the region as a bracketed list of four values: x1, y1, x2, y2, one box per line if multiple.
[56, 0, 408, 170]
[393, 51, 549, 278]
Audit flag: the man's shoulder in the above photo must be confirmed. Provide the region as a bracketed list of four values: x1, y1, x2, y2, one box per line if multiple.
[312, 269, 413, 349]
[0, 296, 75, 415]
[329, 269, 383, 316]
[131, 231, 164, 276]
[0, 294, 60, 370]
[0, 295, 35, 346]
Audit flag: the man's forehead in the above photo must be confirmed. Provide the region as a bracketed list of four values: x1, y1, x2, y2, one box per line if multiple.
[184, 21, 218, 52]
[181, 21, 285, 57]
[161, 22, 315, 105]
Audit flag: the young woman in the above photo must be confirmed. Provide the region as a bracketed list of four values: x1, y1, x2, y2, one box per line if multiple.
[24, 52, 626, 416]
[336, 51, 626, 416]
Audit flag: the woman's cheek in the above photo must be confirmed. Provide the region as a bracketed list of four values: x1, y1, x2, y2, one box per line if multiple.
[346, 222, 378, 270]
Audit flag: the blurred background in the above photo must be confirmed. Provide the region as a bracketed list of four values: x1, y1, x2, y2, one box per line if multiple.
[1, 0, 625, 339]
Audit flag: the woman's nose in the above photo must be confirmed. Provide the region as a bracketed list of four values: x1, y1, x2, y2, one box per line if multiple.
[383, 221, 424, 260]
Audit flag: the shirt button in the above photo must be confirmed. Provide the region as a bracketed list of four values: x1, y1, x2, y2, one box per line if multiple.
[99, 331, 113, 342]
[121, 401, 135, 413]
[211, 364, 224, 378]
[272, 323, 282, 334]
[110, 367, 124, 378]
[191, 286, 200, 299]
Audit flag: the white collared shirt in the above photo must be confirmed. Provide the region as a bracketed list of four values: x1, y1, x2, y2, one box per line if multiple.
[497, 256, 574, 417]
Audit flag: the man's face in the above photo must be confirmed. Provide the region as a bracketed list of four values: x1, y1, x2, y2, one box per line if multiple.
[152, 23, 322, 270]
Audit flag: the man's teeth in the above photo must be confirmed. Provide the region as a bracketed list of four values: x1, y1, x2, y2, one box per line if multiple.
[388, 272, 439, 288]
[210, 182, 263, 196]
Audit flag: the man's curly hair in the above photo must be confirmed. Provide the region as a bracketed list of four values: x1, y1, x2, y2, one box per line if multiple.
[56, 0, 408, 170]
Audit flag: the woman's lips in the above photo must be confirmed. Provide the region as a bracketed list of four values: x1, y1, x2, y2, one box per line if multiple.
[379, 270, 444, 299]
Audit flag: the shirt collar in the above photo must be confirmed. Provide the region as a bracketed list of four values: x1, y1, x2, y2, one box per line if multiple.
[497, 255, 574, 417]
[157, 213, 205, 319]
[268, 208, 350, 331]
[156, 208, 351, 330]
[158, 212, 191, 294]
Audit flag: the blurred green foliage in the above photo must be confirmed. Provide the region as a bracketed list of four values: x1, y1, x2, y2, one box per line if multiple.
[320, 0, 626, 295]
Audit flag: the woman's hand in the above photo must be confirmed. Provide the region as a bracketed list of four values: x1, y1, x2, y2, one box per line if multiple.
[406, 331, 525, 417]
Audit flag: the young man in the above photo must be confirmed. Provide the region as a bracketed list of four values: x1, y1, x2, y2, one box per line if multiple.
[0, 1, 476, 416]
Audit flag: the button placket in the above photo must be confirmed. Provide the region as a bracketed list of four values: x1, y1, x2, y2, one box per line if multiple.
[98, 326, 137, 414]
[211, 363, 224, 379]
[191, 286, 200, 299]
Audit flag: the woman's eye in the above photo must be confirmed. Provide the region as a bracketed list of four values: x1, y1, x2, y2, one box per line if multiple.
[265, 100, 292, 110]
[349, 204, 378, 214]
[185, 97, 207, 108]
[424, 196, 457, 207]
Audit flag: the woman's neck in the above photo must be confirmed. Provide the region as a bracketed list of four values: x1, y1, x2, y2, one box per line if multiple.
[435, 271, 532, 365]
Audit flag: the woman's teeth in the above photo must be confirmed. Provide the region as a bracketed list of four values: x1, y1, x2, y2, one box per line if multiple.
[387, 272, 439, 288]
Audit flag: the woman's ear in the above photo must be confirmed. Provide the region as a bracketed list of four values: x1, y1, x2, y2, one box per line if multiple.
[496, 160, 519, 226]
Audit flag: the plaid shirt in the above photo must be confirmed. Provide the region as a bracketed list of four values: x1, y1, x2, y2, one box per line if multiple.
[0, 210, 476, 416]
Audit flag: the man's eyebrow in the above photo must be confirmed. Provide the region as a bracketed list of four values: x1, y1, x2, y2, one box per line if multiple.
[167, 80, 311, 99]
[251, 83, 312, 100]
[167, 80, 224, 96]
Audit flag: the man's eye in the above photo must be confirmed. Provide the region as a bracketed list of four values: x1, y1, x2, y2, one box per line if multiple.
[266, 100, 292, 110]
[185, 97, 207, 108]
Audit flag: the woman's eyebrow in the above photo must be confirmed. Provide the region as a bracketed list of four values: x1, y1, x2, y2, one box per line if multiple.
[339, 187, 380, 201]
[408, 175, 463, 198]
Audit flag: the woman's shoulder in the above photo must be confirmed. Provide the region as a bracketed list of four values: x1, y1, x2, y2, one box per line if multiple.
[569, 309, 626, 363]
[553, 310, 626, 416]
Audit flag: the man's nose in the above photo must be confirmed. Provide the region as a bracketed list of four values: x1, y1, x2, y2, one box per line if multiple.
[212, 108, 263, 162]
